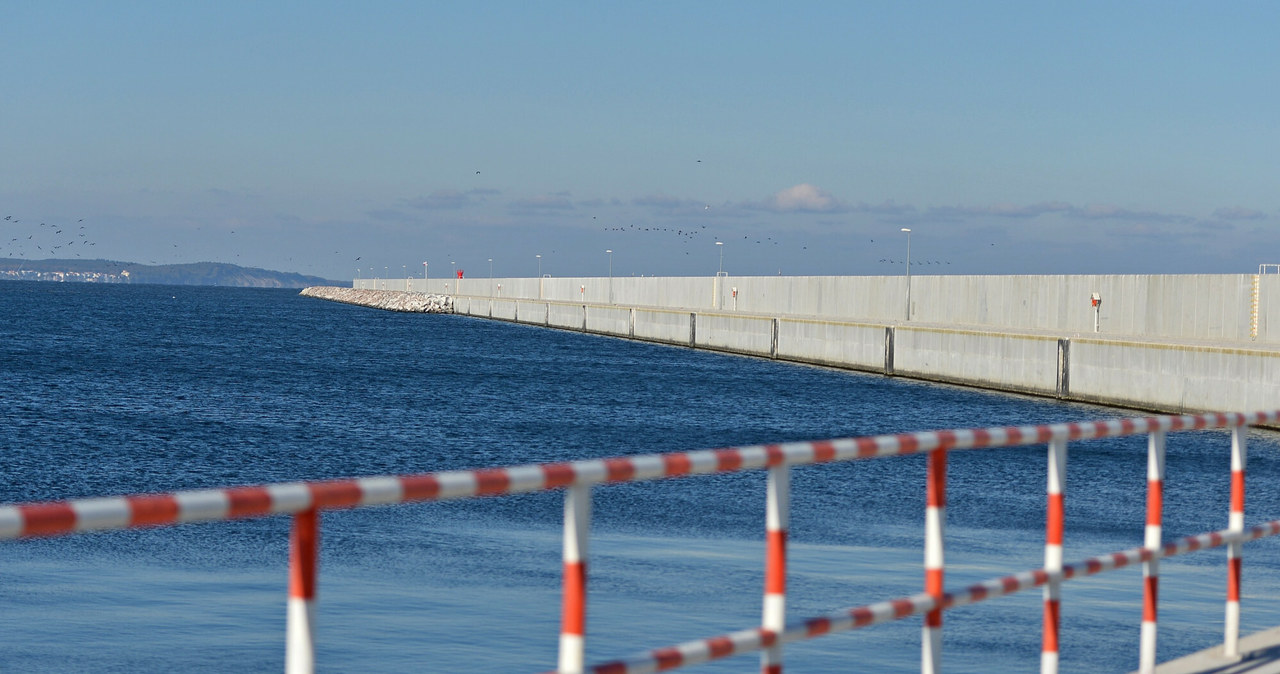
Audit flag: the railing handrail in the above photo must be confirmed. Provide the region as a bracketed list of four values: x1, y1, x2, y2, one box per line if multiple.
[3, 409, 1274, 540]
[579, 521, 1280, 673]
[4, 408, 1278, 674]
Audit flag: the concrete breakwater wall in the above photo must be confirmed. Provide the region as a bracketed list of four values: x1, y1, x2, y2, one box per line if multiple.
[449, 294, 1280, 423]
[331, 280, 1280, 423]
[363, 273, 1280, 344]
[300, 286, 453, 313]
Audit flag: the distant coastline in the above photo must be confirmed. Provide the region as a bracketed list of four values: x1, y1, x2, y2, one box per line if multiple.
[0, 258, 343, 289]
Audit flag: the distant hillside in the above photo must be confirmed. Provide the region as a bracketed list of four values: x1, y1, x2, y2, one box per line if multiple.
[0, 258, 344, 288]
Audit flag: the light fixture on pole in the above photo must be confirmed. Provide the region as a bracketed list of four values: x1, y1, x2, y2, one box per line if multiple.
[536, 254, 542, 277]
[901, 228, 912, 320]
[715, 241, 726, 309]
[423, 261, 428, 280]
[488, 258, 494, 297]
[606, 249, 613, 304]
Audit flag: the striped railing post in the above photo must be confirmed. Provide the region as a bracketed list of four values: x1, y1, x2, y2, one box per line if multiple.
[922, 448, 947, 674]
[1225, 425, 1248, 656]
[761, 464, 790, 674]
[559, 485, 592, 674]
[1139, 430, 1166, 673]
[286, 508, 319, 674]
[1041, 438, 1067, 674]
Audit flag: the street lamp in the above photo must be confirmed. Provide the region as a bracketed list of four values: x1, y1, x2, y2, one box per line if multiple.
[536, 254, 543, 299]
[901, 228, 912, 320]
[488, 258, 494, 297]
[606, 249, 613, 304]
[450, 261, 455, 295]
[715, 241, 725, 309]
[402, 265, 407, 291]
[423, 261, 428, 280]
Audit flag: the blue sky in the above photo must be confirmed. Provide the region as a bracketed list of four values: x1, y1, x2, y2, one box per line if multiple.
[3, 2, 1278, 281]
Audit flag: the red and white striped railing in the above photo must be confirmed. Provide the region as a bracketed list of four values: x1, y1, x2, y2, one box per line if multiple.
[2, 409, 1278, 673]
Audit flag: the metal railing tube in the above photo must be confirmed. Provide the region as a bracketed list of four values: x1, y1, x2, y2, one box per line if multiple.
[922, 448, 947, 674]
[287, 508, 319, 674]
[559, 485, 592, 673]
[1139, 431, 1166, 673]
[1225, 426, 1248, 656]
[1041, 439, 1067, 674]
[761, 464, 790, 673]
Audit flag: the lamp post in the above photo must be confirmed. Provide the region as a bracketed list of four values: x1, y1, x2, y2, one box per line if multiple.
[606, 249, 613, 304]
[402, 265, 407, 291]
[488, 258, 493, 297]
[423, 261, 428, 280]
[450, 261, 455, 295]
[715, 241, 725, 309]
[536, 254, 542, 277]
[901, 228, 912, 320]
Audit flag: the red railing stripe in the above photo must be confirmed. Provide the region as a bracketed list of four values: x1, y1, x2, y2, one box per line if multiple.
[225, 486, 273, 518]
[127, 494, 180, 528]
[19, 502, 76, 537]
[308, 481, 363, 509]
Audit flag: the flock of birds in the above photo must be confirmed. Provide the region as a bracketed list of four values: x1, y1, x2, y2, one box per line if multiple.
[590, 214, 956, 266]
[1, 214, 258, 267]
[7, 163, 966, 274]
[2, 215, 97, 259]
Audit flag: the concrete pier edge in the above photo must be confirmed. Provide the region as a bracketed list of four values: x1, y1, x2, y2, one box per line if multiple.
[312, 283, 1280, 430]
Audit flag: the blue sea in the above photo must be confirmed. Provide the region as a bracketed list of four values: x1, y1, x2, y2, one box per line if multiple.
[2, 281, 1280, 672]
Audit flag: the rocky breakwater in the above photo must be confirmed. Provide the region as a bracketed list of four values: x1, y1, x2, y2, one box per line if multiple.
[299, 287, 454, 313]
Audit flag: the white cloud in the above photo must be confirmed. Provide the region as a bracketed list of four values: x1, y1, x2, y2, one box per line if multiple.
[760, 184, 845, 213]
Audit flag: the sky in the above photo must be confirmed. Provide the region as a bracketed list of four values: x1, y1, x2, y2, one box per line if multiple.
[3, 2, 1279, 281]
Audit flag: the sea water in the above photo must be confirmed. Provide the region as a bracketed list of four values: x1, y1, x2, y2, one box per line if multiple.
[2, 281, 1279, 672]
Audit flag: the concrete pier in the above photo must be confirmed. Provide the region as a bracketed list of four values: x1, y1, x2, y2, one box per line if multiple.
[1142, 625, 1280, 673]
[337, 273, 1280, 425]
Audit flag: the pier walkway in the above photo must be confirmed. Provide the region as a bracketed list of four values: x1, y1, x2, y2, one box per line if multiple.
[1146, 625, 1280, 673]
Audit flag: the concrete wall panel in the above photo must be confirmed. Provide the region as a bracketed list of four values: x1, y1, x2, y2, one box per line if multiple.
[491, 299, 518, 321]
[515, 301, 549, 326]
[894, 328, 1058, 394]
[548, 304, 585, 330]
[696, 313, 774, 356]
[586, 307, 632, 337]
[1069, 340, 1280, 413]
[776, 319, 884, 371]
[633, 309, 692, 345]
